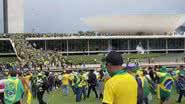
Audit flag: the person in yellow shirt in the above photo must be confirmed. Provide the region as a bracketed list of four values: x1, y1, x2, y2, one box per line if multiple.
[76, 71, 87, 102]
[103, 51, 138, 104]
[62, 71, 70, 96]
[23, 72, 32, 104]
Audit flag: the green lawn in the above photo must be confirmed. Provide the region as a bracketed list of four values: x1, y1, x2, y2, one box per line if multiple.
[0, 56, 18, 63]
[31, 88, 102, 104]
[67, 53, 162, 64]
[29, 88, 185, 104]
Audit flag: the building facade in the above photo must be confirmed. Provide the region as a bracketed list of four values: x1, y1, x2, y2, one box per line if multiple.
[1, 35, 185, 55]
[3, 0, 24, 33]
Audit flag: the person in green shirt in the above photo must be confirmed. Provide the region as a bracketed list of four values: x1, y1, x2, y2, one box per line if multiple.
[4, 70, 24, 104]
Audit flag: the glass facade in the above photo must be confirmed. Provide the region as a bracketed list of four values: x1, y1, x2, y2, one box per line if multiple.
[29, 40, 45, 50]
[46, 40, 67, 51]
[168, 39, 184, 49]
[149, 39, 166, 50]
[112, 39, 128, 50]
[89, 40, 108, 51]
[1, 38, 185, 54]
[0, 40, 14, 53]
[68, 40, 87, 51]
[129, 39, 147, 50]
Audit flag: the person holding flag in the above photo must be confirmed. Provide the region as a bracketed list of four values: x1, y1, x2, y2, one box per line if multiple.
[4, 70, 24, 104]
[155, 66, 174, 104]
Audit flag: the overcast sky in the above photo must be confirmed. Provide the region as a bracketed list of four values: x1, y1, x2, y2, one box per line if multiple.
[0, 0, 185, 33]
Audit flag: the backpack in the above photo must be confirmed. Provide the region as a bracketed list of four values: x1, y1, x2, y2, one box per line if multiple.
[4, 79, 19, 103]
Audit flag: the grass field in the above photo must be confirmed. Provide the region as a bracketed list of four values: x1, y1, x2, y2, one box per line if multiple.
[29, 88, 185, 104]
[0, 56, 18, 63]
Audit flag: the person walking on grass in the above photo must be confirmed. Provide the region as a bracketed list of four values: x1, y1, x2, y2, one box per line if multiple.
[62, 71, 70, 96]
[76, 71, 87, 102]
[176, 73, 185, 103]
[36, 72, 47, 104]
[87, 70, 98, 98]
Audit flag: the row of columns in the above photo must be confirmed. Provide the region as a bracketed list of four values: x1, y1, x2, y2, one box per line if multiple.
[41, 38, 185, 55]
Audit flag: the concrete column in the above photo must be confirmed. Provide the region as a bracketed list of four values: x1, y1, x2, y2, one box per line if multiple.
[87, 40, 90, 55]
[108, 39, 112, 51]
[147, 39, 150, 54]
[184, 38, 185, 53]
[128, 40, 130, 53]
[166, 39, 168, 54]
[67, 40, 69, 56]
[3, 0, 8, 33]
[44, 40, 47, 50]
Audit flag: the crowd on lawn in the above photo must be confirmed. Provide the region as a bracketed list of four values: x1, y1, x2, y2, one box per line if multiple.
[0, 51, 184, 104]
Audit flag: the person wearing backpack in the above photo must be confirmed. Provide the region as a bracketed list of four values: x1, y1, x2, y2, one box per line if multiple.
[4, 70, 24, 104]
[87, 70, 98, 98]
[36, 72, 47, 104]
[69, 72, 77, 95]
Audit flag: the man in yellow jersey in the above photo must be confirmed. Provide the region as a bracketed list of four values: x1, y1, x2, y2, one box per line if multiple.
[62, 71, 70, 96]
[103, 51, 138, 104]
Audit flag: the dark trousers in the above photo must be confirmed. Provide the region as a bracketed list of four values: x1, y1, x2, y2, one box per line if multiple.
[80, 86, 86, 100]
[143, 97, 148, 104]
[177, 90, 185, 103]
[71, 86, 76, 94]
[0, 93, 4, 104]
[76, 86, 86, 102]
[76, 87, 81, 102]
[99, 93, 103, 99]
[14, 101, 21, 104]
[31, 86, 37, 98]
[49, 83, 53, 91]
[87, 85, 98, 98]
[37, 91, 47, 104]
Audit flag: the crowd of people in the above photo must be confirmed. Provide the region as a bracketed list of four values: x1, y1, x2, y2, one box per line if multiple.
[0, 31, 180, 39]
[0, 51, 184, 104]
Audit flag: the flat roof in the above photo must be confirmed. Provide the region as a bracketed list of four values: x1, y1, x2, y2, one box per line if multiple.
[25, 35, 185, 40]
[2, 35, 185, 41]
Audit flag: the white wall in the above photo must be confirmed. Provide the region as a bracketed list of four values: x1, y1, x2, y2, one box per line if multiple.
[7, 0, 24, 33]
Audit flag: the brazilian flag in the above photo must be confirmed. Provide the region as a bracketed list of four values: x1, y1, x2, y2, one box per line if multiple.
[158, 72, 173, 99]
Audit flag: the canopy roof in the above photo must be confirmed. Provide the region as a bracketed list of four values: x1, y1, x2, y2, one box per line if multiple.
[83, 14, 185, 34]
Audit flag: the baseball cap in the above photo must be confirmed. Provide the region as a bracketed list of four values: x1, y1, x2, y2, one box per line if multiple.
[106, 51, 123, 66]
